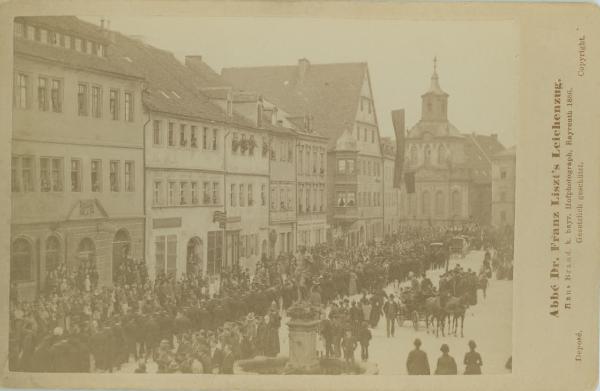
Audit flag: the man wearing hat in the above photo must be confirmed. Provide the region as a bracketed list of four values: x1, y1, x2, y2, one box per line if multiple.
[406, 338, 430, 375]
[463, 340, 483, 375]
[434, 344, 458, 375]
[383, 295, 398, 338]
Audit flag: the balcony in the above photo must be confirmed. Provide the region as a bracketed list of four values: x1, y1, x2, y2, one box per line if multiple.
[333, 205, 359, 221]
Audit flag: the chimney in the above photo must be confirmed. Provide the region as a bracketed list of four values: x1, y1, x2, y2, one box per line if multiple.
[298, 58, 310, 83]
[185, 55, 204, 69]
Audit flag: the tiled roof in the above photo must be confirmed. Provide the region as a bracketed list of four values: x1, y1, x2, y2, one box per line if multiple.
[222, 62, 367, 148]
[14, 17, 143, 79]
[107, 31, 253, 127]
[16, 16, 111, 45]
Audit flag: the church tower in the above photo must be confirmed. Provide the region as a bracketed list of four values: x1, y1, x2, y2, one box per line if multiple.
[420, 57, 449, 122]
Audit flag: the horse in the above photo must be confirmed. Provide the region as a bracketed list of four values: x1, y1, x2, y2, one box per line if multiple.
[444, 294, 469, 337]
[423, 295, 446, 337]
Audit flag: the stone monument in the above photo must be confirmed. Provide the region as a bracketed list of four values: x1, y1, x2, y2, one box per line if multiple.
[284, 300, 321, 373]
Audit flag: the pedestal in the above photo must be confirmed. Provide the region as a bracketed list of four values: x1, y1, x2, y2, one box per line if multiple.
[286, 318, 321, 370]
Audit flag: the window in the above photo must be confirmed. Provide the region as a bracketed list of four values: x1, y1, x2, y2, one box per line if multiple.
[280, 188, 285, 210]
[16, 73, 29, 109]
[207, 231, 223, 275]
[232, 132, 239, 153]
[364, 128, 368, 142]
[14, 22, 25, 37]
[155, 235, 177, 276]
[180, 182, 187, 205]
[40, 157, 63, 192]
[212, 182, 219, 204]
[109, 89, 119, 120]
[248, 184, 253, 206]
[153, 120, 161, 145]
[500, 170, 507, 179]
[70, 159, 81, 192]
[153, 181, 162, 205]
[451, 190, 462, 216]
[424, 145, 432, 165]
[91, 86, 102, 118]
[11, 238, 32, 282]
[203, 182, 210, 204]
[202, 127, 208, 149]
[500, 210, 507, 223]
[179, 124, 187, 147]
[109, 160, 120, 192]
[435, 191, 444, 216]
[124, 92, 133, 121]
[38, 77, 48, 111]
[124, 161, 134, 192]
[168, 123, 175, 146]
[212, 128, 218, 150]
[337, 159, 346, 174]
[168, 182, 175, 205]
[51, 79, 62, 112]
[77, 83, 88, 116]
[231, 184, 237, 207]
[371, 129, 375, 143]
[347, 159, 355, 174]
[91, 160, 102, 192]
[261, 184, 266, 206]
[191, 182, 198, 204]
[500, 191, 507, 202]
[191, 126, 198, 148]
[319, 152, 324, 175]
[239, 184, 245, 207]
[155, 236, 166, 275]
[45, 236, 61, 272]
[305, 149, 310, 173]
[298, 146, 303, 174]
[11, 156, 33, 192]
[313, 150, 317, 174]
[298, 185, 304, 212]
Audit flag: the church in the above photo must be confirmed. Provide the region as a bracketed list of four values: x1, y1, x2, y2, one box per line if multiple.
[395, 59, 506, 226]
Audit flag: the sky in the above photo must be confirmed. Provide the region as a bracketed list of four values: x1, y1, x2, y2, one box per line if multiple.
[81, 16, 518, 147]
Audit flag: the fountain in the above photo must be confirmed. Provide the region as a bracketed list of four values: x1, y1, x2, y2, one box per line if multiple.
[234, 300, 378, 375]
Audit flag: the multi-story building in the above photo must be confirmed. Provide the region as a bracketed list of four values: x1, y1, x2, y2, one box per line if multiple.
[291, 117, 328, 249]
[222, 59, 384, 247]
[395, 60, 505, 226]
[11, 17, 145, 297]
[381, 137, 402, 237]
[491, 146, 516, 228]
[186, 57, 328, 259]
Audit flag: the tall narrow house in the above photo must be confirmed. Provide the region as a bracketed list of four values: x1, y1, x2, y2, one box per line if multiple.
[222, 59, 385, 246]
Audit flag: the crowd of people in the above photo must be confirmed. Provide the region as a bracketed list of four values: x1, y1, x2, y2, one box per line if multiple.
[9, 224, 514, 374]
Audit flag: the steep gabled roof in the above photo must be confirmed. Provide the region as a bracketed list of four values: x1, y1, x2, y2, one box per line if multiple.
[222, 62, 367, 148]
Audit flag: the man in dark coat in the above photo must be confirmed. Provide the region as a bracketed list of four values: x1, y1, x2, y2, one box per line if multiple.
[406, 338, 430, 375]
[383, 295, 398, 338]
[357, 321, 372, 362]
[434, 343, 457, 375]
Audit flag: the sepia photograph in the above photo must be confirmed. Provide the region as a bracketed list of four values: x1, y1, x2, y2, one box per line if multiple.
[6, 14, 520, 378]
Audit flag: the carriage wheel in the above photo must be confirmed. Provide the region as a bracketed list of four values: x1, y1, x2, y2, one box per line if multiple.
[412, 310, 419, 331]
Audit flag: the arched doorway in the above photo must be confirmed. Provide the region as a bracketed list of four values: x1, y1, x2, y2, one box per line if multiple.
[112, 229, 131, 283]
[45, 235, 61, 273]
[11, 238, 33, 282]
[187, 237, 203, 276]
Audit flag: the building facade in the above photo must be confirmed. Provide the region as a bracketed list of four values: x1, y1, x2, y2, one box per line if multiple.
[396, 60, 505, 227]
[222, 59, 384, 247]
[11, 17, 145, 297]
[491, 147, 516, 228]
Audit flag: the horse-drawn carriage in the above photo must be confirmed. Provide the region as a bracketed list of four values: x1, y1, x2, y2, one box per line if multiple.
[449, 236, 469, 258]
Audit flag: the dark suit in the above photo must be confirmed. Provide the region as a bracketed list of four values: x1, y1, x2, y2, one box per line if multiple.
[406, 348, 430, 375]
